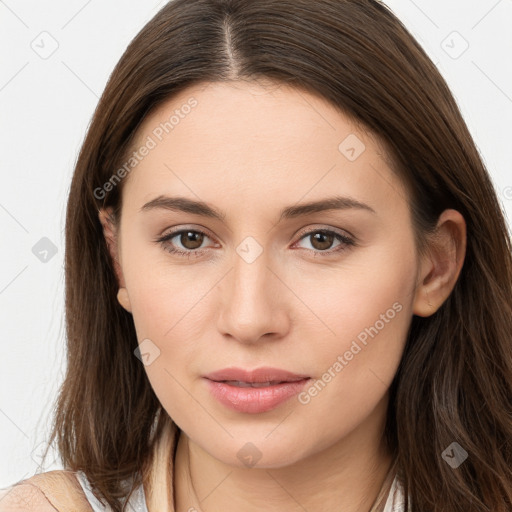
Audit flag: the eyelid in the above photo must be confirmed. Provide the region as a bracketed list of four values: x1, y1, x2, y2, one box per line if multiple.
[158, 224, 217, 242]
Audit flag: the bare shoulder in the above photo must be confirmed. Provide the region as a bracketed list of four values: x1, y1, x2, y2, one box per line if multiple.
[0, 470, 92, 512]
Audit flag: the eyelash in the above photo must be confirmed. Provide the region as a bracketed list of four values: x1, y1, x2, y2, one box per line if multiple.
[155, 226, 356, 259]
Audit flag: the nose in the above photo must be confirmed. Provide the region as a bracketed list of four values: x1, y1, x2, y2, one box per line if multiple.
[215, 248, 291, 345]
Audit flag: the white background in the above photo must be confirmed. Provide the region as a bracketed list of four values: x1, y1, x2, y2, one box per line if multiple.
[1, 0, 511, 487]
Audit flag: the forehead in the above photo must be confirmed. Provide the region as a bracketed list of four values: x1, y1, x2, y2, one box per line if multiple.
[132, 79, 373, 154]
[120, 80, 407, 218]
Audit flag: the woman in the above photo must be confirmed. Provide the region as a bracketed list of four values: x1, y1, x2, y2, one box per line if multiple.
[1, 0, 511, 511]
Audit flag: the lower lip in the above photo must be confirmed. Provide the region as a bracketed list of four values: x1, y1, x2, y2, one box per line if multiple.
[204, 378, 310, 414]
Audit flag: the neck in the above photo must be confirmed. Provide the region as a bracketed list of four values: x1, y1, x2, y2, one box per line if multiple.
[173, 403, 395, 512]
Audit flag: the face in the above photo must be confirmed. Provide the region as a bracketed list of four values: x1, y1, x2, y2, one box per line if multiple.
[104, 80, 422, 468]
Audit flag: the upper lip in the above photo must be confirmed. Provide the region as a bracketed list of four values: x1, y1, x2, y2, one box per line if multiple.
[204, 367, 310, 383]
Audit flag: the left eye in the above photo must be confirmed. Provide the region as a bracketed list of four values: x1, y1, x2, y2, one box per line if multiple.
[294, 229, 354, 254]
[156, 228, 355, 258]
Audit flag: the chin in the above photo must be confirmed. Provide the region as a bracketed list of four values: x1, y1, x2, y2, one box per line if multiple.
[191, 426, 316, 469]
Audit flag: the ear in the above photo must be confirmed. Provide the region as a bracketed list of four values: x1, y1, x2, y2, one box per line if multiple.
[98, 207, 132, 313]
[412, 209, 467, 317]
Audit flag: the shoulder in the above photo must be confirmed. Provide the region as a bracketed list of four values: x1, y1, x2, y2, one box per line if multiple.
[0, 470, 92, 512]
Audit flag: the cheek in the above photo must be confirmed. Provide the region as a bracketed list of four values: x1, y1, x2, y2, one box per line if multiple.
[120, 234, 203, 337]
[294, 240, 416, 357]
[289, 242, 416, 414]
[121, 243, 216, 393]
[121, 254, 210, 426]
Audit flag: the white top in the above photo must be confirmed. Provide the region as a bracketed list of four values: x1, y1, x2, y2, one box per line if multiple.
[75, 471, 147, 512]
[76, 469, 406, 512]
[382, 473, 406, 511]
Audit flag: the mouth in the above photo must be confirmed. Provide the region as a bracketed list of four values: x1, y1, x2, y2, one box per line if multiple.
[203, 367, 311, 413]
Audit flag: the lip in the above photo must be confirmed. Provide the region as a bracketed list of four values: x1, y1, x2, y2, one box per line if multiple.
[203, 367, 311, 414]
[204, 366, 310, 383]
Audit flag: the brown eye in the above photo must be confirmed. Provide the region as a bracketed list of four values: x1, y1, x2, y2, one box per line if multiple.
[178, 230, 205, 250]
[156, 228, 213, 256]
[295, 228, 355, 256]
[309, 231, 336, 251]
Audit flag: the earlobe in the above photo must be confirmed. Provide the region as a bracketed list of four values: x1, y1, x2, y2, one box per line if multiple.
[412, 209, 467, 317]
[413, 284, 438, 317]
[117, 287, 132, 313]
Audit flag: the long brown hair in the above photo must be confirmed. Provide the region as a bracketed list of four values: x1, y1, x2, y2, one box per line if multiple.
[38, 0, 512, 510]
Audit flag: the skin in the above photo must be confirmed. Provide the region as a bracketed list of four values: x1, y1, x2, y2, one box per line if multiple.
[99, 80, 466, 512]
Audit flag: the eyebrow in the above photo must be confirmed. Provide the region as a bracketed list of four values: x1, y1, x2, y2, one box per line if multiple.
[139, 194, 376, 221]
